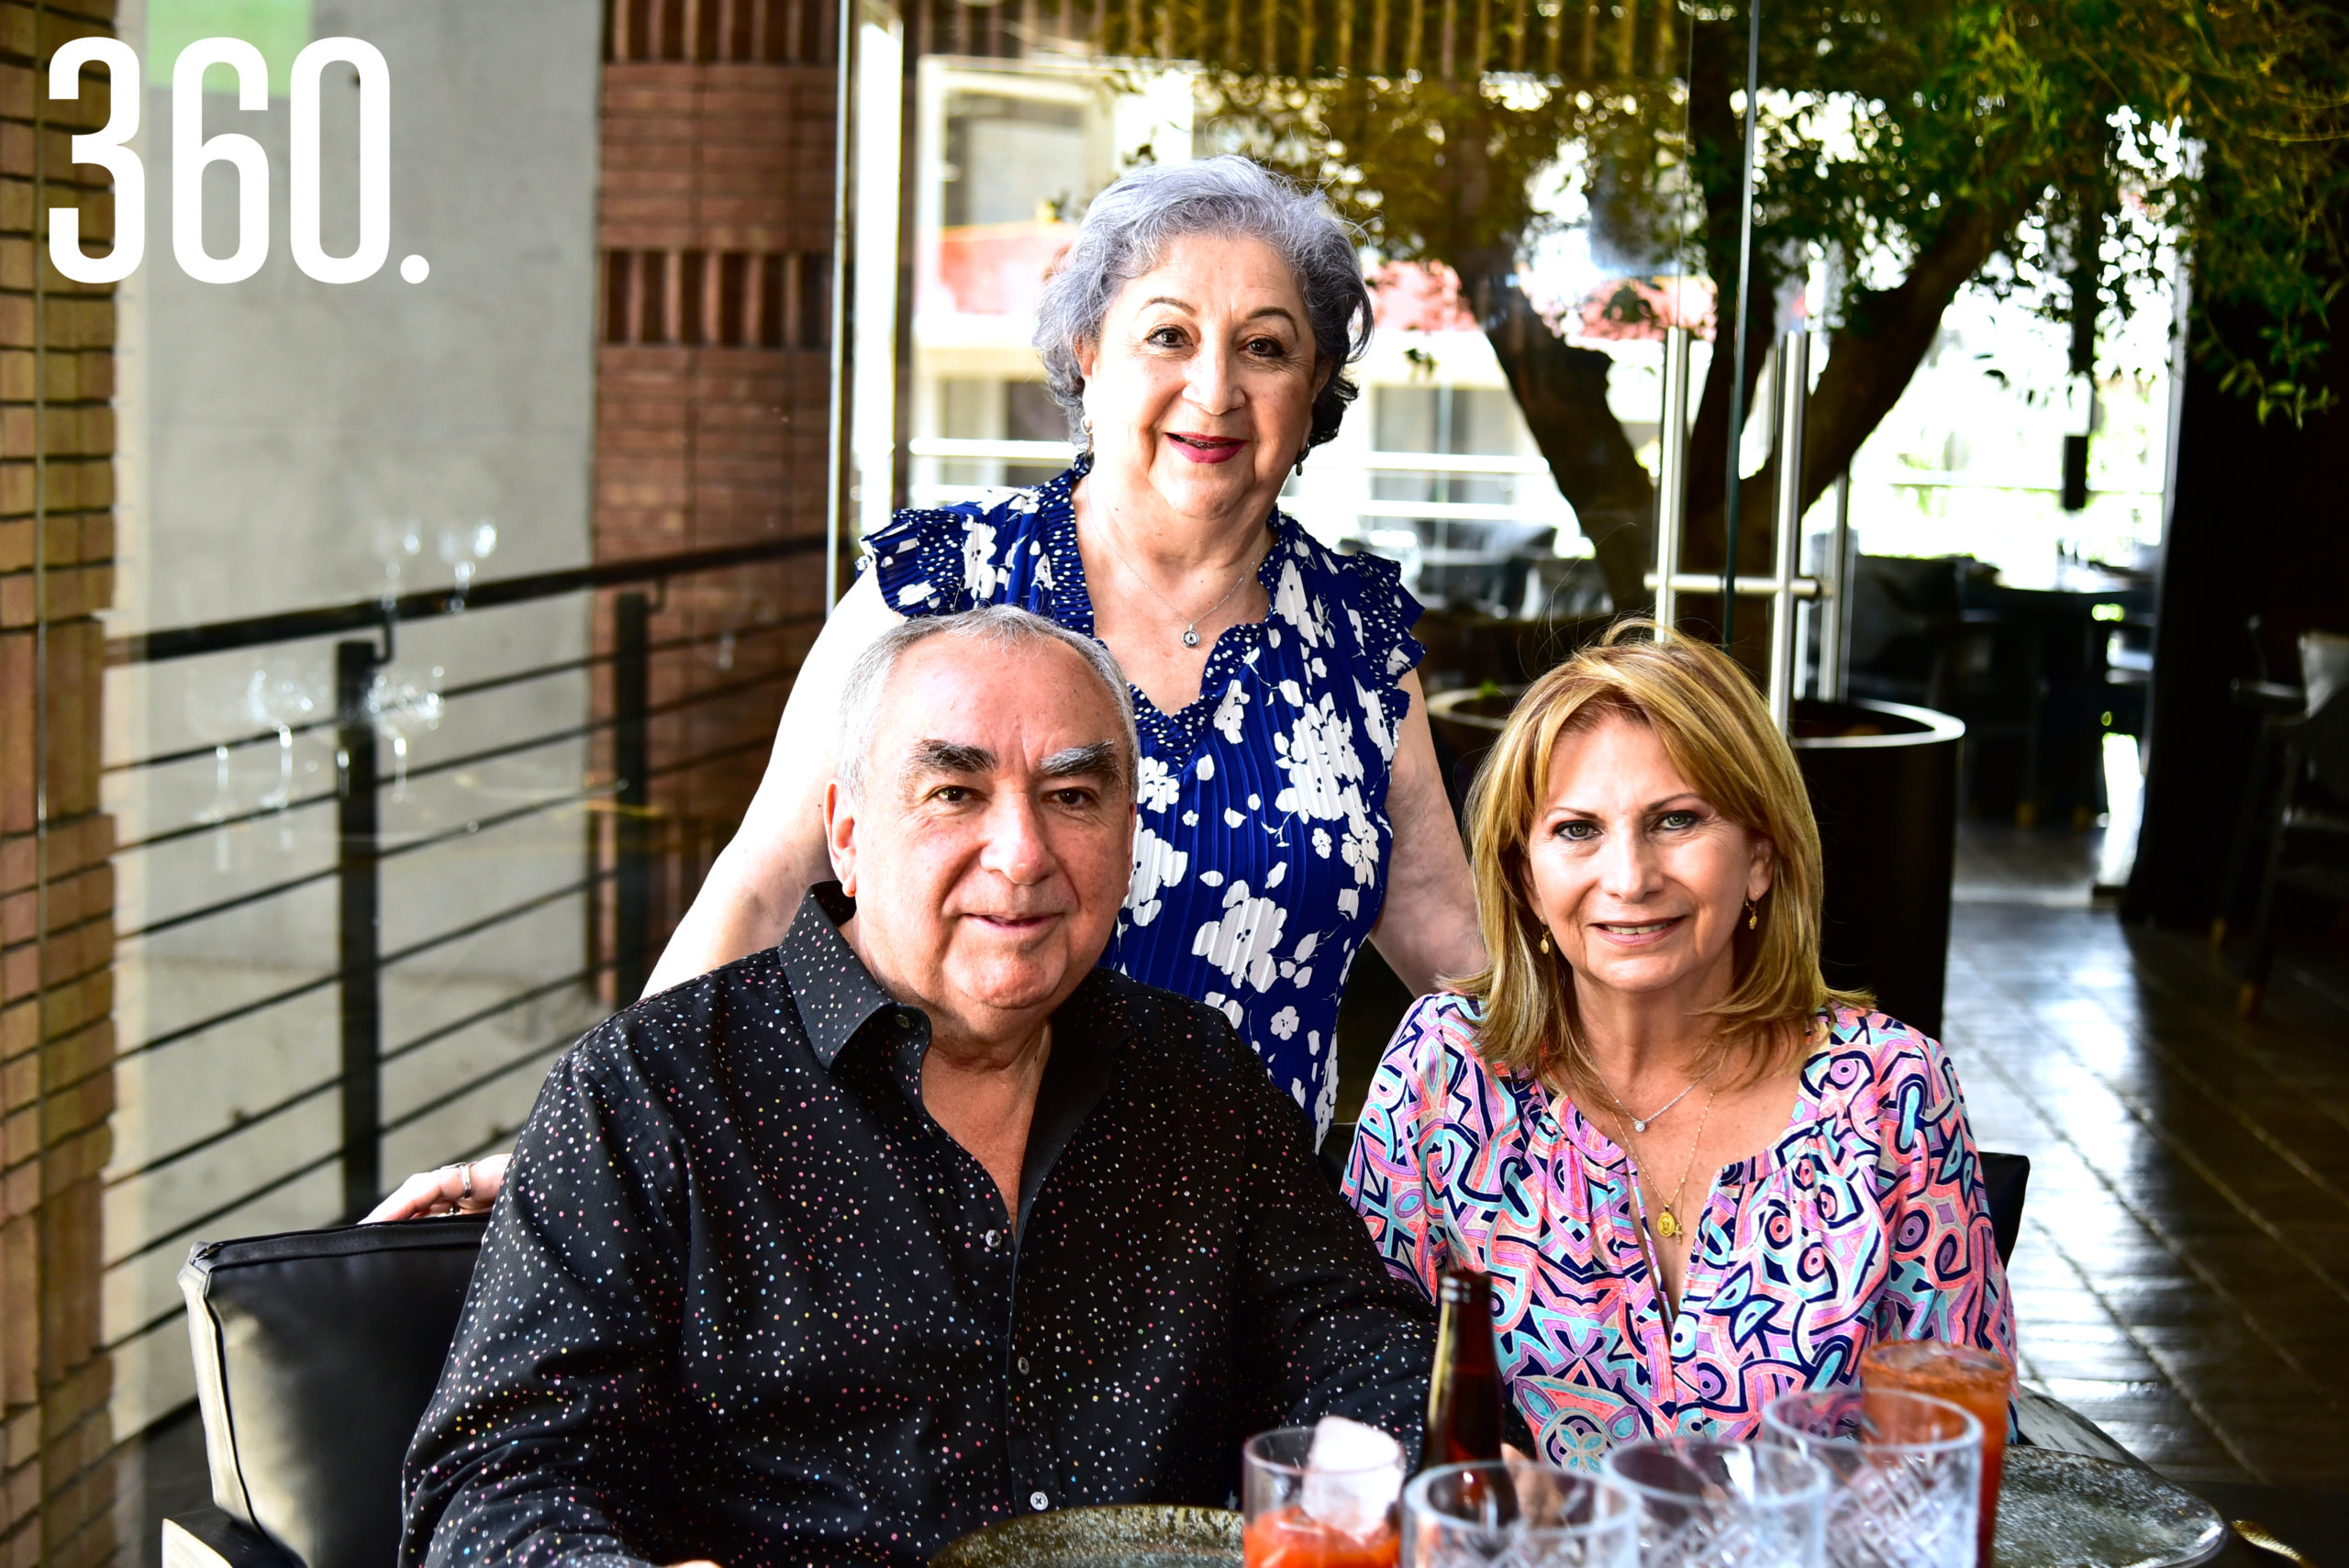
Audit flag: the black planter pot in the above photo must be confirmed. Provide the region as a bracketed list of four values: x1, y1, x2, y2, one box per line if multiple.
[1426, 686, 1965, 1039]
[1792, 697, 1965, 1038]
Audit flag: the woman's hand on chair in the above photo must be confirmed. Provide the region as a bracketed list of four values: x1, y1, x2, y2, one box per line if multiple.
[363, 1153, 510, 1222]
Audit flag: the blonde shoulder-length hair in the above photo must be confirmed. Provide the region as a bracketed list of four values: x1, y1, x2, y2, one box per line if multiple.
[1453, 619, 1868, 1096]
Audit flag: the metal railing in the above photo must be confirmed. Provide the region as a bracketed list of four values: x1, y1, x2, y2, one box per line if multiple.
[99, 535, 824, 1359]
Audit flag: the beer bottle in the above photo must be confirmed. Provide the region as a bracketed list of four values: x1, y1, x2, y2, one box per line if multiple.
[1419, 1267, 1517, 1524]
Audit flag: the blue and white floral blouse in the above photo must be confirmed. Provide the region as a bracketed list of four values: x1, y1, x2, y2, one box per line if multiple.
[860, 456, 1427, 1140]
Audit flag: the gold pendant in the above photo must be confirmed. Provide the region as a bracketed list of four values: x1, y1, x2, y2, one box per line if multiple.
[1654, 1207, 1680, 1240]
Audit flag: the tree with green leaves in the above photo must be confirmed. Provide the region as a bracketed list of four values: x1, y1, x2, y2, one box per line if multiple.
[1101, 0, 2349, 630]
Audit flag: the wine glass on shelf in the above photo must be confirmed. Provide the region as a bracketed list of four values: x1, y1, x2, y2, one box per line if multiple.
[177, 688, 241, 873]
[373, 517, 424, 595]
[367, 663, 446, 803]
[437, 518, 498, 609]
[239, 654, 327, 849]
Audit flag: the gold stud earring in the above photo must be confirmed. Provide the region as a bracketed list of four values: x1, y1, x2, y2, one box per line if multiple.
[1745, 900, 1759, 930]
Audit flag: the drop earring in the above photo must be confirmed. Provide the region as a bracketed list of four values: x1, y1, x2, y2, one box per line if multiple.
[1081, 416, 1095, 454]
[1294, 446, 1309, 476]
[1745, 900, 1759, 930]
[1538, 930, 1553, 954]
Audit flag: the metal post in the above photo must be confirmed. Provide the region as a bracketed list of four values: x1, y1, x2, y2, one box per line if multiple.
[823, 0, 858, 612]
[336, 639, 383, 1218]
[1653, 326, 1692, 635]
[1819, 471, 1854, 701]
[615, 593, 653, 1002]
[1766, 331, 1810, 732]
[1720, 0, 1765, 648]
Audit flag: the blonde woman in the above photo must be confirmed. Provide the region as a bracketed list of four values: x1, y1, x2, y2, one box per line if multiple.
[1342, 621, 2013, 1466]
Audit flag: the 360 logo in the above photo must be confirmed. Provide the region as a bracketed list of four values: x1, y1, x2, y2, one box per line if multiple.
[48, 37, 423, 287]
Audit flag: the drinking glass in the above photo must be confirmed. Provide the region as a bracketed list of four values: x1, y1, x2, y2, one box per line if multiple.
[1601, 1440, 1827, 1568]
[1761, 1390, 1981, 1568]
[1243, 1427, 1406, 1568]
[1857, 1340, 2014, 1566]
[1403, 1461, 1639, 1568]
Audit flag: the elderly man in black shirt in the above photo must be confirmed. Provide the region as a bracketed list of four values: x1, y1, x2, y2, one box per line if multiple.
[401, 606, 1434, 1568]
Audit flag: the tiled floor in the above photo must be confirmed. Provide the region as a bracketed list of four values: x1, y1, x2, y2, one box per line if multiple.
[1949, 828, 2349, 1490]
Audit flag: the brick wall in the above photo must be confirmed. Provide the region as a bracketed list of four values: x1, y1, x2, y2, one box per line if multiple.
[592, 0, 839, 963]
[0, 2, 120, 1566]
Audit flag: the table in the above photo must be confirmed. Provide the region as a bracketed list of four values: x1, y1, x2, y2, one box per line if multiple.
[2018, 1389, 2343, 1565]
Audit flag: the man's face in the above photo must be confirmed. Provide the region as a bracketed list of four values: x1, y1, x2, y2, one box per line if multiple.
[825, 636, 1135, 1041]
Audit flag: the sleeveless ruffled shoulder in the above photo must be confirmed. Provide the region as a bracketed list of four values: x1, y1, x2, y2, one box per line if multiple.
[1324, 540, 1427, 692]
[860, 466, 1081, 618]
[863, 504, 980, 616]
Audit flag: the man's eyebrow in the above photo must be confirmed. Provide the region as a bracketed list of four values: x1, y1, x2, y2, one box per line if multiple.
[1039, 741, 1121, 781]
[903, 740, 996, 782]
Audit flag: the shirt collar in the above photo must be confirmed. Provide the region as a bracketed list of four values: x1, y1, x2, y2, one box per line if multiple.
[779, 880, 1123, 1234]
[778, 881, 898, 1069]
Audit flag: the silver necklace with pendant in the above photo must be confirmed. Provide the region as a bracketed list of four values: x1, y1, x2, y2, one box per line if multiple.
[1098, 521, 1260, 650]
[1590, 1064, 1702, 1133]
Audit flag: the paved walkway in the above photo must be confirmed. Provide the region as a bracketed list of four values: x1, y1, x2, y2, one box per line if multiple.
[1951, 843, 2349, 1489]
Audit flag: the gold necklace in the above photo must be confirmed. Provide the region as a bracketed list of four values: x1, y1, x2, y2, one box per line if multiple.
[1558, 1011, 1716, 1241]
[1639, 1086, 1716, 1240]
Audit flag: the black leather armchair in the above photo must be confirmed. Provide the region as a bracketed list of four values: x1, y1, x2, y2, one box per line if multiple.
[165, 1216, 487, 1568]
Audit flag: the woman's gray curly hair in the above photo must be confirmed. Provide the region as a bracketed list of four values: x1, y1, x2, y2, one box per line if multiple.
[1033, 155, 1373, 449]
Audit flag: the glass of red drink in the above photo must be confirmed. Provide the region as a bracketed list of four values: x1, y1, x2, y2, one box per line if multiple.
[1859, 1340, 2015, 1568]
[1241, 1427, 1405, 1568]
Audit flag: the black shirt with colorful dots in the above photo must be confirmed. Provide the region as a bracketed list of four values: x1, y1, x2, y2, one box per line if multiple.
[401, 883, 1432, 1568]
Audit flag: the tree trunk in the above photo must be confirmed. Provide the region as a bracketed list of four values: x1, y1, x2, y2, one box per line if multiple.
[1797, 201, 2020, 510]
[1468, 269, 1659, 611]
[1442, 14, 2025, 646]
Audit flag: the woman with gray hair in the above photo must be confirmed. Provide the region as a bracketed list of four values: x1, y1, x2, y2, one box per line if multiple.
[370, 154, 1482, 1220]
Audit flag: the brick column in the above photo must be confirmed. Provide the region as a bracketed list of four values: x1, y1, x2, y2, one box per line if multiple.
[1, 3, 120, 1567]
[591, 2, 840, 972]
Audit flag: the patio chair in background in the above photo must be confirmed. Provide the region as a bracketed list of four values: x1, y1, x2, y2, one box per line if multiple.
[2232, 628, 2349, 1017]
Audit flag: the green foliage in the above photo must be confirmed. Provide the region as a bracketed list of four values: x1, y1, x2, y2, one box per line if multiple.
[1121, 0, 2349, 421]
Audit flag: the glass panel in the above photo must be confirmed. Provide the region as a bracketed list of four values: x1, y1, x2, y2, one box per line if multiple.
[40, 0, 851, 1458]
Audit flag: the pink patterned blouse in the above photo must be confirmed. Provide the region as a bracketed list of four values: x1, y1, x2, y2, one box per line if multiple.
[1341, 994, 2016, 1468]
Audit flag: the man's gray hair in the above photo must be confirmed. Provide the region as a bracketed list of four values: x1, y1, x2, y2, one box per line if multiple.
[1033, 155, 1373, 450]
[835, 606, 1141, 801]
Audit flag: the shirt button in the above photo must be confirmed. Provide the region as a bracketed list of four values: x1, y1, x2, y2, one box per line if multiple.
[984, 1229, 1002, 1251]
[1017, 1355, 1030, 1375]
[1030, 1491, 1050, 1512]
